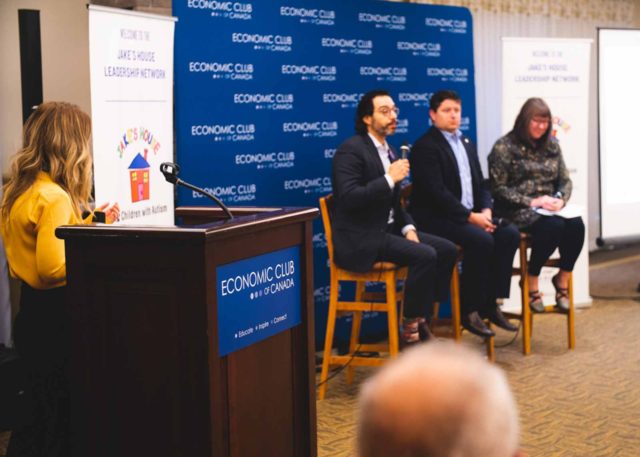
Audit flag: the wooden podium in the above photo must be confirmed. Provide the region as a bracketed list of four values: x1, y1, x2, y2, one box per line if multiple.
[56, 206, 318, 457]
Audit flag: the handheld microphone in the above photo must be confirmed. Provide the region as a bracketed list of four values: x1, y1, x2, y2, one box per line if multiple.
[400, 142, 410, 160]
[160, 162, 234, 220]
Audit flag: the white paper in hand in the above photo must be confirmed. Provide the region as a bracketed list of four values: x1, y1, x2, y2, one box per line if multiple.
[535, 204, 583, 219]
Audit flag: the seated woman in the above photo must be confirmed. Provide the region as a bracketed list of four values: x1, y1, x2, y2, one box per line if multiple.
[1, 102, 119, 457]
[488, 97, 585, 313]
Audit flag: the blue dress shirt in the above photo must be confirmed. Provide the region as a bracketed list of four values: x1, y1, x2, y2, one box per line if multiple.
[440, 129, 474, 210]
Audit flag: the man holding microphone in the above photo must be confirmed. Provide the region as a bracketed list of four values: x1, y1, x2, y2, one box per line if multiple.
[331, 90, 456, 346]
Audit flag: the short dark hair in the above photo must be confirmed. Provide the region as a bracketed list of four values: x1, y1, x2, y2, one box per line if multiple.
[355, 90, 390, 135]
[510, 97, 552, 150]
[429, 90, 461, 112]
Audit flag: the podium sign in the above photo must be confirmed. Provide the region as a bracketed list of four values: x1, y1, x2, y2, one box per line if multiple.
[217, 246, 301, 356]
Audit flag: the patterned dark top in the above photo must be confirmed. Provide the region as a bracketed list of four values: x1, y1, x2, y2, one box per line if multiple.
[488, 133, 572, 228]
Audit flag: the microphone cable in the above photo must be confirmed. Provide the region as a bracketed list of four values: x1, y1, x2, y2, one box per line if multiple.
[493, 318, 522, 348]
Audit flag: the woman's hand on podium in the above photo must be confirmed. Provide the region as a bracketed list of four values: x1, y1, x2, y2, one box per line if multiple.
[96, 202, 121, 224]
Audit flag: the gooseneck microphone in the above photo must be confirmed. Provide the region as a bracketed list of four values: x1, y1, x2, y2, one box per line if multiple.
[160, 162, 234, 220]
[400, 142, 410, 160]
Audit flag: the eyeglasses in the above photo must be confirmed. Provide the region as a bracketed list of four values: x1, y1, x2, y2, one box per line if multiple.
[530, 117, 550, 127]
[377, 106, 400, 117]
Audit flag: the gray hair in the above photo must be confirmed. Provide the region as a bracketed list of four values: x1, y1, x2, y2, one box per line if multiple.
[357, 342, 520, 457]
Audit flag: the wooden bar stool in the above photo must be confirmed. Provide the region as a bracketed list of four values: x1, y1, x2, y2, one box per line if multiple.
[510, 233, 576, 355]
[318, 195, 408, 400]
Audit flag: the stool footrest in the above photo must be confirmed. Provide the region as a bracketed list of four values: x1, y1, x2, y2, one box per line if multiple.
[359, 343, 388, 352]
[328, 355, 387, 367]
[336, 301, 394, 312]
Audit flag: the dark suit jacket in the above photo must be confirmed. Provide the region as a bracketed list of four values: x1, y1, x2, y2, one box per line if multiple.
[331, 134, 414, 272]
[409, 127, 492, 227]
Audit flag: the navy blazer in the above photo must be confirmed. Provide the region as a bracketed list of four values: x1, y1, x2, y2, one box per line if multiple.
[331, 134, 414, 272]
[409, 126, 492, 226]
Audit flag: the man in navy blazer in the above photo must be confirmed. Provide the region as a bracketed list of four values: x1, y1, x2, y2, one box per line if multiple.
[409, 90, 519, 338]
[332, 90, 456, 346]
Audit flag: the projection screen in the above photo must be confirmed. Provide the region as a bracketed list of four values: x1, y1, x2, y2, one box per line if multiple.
[598, 28, 640, 244]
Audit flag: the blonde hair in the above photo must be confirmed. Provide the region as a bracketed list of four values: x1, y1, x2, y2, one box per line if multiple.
[1, 102, 93, 219]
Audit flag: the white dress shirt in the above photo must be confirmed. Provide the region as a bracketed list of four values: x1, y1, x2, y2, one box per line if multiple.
[368, 133, 416, 235]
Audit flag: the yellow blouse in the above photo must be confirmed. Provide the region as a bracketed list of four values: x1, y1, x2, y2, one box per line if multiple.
[1, 172, 89, 289]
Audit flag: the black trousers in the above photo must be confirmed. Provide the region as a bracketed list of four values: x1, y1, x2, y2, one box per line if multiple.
[421, 217, 520, 315]
[525, 216, 585, 276]
[7, 284, 70, 457]
[376, 229, 457, 319]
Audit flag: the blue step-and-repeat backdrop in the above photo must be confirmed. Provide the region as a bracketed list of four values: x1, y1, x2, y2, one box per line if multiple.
[173, 0, 475, 348]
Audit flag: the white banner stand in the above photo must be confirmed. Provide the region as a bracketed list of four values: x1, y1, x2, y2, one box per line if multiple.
[89, 5, 176, 225]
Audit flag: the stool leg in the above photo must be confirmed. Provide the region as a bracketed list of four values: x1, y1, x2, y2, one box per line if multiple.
[568, 273, 576, 349]
[451, 266, 462, 341]
[432, 302, 440, 327]
[485, 323, 496, 362]
[386, 273, 400, 357]
[346, 281, 366, 384]
[319, 275, 339, 400]
[398, 273, 407, 320]
[347, 311, 362, 385]
[520, 242, 532, 355]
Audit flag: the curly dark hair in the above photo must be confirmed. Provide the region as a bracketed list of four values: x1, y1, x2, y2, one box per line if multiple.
[355, 90, 390, 135]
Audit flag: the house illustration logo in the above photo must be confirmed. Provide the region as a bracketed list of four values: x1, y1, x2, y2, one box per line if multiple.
[117, 127, 161, 204]
[129, 149, 151, 202]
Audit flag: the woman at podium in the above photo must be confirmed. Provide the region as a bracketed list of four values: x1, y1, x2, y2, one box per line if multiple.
[0, 102, 119, 457]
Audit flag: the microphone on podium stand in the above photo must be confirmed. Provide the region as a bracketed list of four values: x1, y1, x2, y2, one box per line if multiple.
[160, 162, 234, 220]
[400, 142, 410, 160]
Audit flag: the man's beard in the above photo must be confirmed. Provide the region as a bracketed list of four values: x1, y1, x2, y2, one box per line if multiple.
[373, 120, 396, 138]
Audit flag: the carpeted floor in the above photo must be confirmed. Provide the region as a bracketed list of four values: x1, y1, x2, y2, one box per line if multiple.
[2, 246, 639, 456]
[317, 246, 640, 457]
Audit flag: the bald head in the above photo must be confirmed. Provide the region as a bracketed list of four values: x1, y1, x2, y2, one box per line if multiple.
[357, 342, 519, 457]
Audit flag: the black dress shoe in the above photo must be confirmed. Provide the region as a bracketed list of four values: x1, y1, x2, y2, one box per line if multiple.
[462, 311, 495, 338]
[417, 319, 434, 342]
[484, 307, 518, 332]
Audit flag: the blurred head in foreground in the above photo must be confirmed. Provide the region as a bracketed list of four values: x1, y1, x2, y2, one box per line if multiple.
[357, 342, 522, 457]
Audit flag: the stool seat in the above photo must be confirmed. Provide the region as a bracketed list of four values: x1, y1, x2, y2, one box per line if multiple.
[371, 261, 405, 271]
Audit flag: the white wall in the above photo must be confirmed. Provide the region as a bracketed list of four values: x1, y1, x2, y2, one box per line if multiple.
[0, 0, 90, 176]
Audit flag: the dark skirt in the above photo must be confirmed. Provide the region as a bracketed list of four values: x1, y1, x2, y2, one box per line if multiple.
[7, 284, 70, 457]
